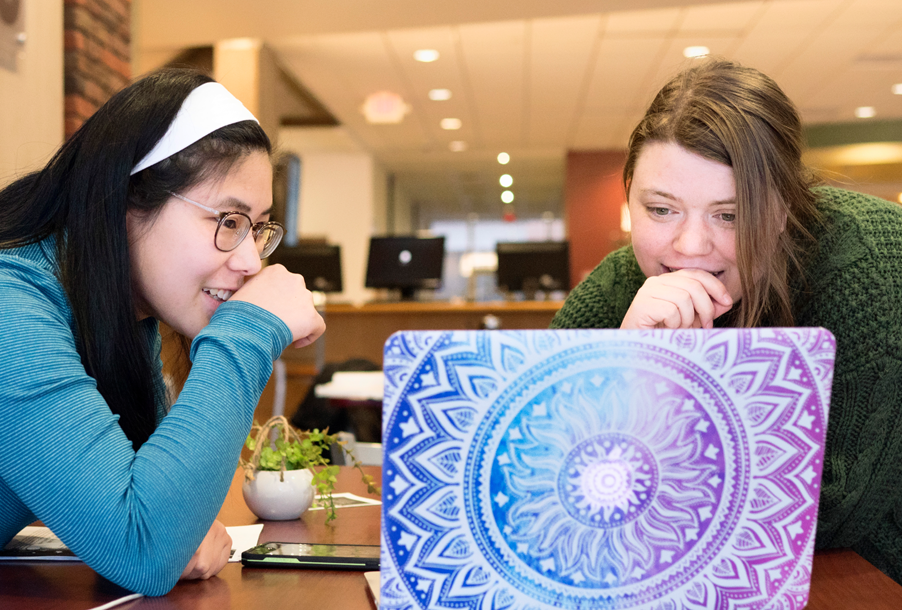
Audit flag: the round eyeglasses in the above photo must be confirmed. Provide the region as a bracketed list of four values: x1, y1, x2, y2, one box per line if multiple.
[168, 191, 284, 259]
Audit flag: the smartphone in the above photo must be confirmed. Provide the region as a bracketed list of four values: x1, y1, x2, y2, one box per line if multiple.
[241, 542, 380, 570]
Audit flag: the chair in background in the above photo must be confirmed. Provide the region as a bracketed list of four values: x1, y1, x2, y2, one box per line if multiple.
[331, 431, 383, 467]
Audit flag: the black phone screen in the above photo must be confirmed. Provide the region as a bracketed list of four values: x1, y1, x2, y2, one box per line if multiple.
[254, 542, 380, 558]
[241, 542, 380, 570]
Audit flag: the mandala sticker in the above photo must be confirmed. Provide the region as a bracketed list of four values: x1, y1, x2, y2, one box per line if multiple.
[381, 329, 834, 610]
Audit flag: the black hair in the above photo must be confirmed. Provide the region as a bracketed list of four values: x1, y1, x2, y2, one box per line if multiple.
[0, 68, 271, 450]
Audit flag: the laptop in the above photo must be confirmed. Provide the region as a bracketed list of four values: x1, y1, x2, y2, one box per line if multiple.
[379, 328, 835, 609]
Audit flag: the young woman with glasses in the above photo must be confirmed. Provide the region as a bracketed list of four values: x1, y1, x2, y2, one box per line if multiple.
[0, 69, 325, 594]
[553, 59, 902, 583]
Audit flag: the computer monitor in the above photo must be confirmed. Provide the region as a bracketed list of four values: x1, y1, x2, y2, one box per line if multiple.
[365, 236, 445, 300]
[495, 241, 570, 298]
[269, 243, 343, 293]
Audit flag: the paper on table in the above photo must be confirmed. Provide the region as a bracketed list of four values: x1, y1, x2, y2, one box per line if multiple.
[364, 571, 380, 608]
[3, 524, 264, 564]
[0, 526, 78, 560]
[308, 492, 382, 510]
[226, 524, 264, 563]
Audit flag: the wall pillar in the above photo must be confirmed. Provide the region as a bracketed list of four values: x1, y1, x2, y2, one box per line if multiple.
[564, 150, 628, 286]
[63, 0, 131, 138]
[213, 39, 280, 147]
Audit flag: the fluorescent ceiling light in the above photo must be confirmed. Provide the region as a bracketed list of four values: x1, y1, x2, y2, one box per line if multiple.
[428, 88, 452, 101]
[449, 140, 467, 152]
[414, 49, 439, 62]
[893, 84, 902, 95]
[855, 106, 876, 119]
[440, 118, 462, 130]
[683, 46, 710, 58]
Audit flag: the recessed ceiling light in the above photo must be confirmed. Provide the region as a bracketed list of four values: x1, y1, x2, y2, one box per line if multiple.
[897, 192, 902, 204]
[892, 84, 902, 95]
[414, 49, 439, 63]
[449, 140, 467, 152]
[501, 190, 514, 204]
[497, 152, 510, 165]
[428, 88, 452, 101]
[499, 174, 513, 188]
[440, 118, 462, 130]
[855, 106, 876, 119]
[683, 46, 710, 58]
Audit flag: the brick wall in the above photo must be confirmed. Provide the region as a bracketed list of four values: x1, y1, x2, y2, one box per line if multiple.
[63, 0, 130, 138]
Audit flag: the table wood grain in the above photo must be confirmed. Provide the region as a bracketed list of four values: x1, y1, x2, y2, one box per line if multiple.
[2, 466, 900, 610]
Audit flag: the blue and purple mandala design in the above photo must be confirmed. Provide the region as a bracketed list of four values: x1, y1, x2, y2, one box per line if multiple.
[380, 329, 834, 610]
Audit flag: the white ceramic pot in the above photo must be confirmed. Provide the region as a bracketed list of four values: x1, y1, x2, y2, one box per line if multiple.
[242, 469, 315, 521]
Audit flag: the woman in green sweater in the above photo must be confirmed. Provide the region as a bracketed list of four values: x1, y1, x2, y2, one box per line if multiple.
[552, 59, 902, 582]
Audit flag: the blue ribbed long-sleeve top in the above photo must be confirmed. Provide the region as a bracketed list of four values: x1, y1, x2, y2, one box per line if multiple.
[0, 238, 293, 595]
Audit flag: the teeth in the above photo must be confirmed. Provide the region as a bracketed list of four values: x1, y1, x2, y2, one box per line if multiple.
[203, 288, 233, 302]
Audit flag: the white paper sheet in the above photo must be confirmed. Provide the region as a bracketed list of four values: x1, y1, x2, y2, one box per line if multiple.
[3, 524, 264, 564]
[226, 524, 264, 562]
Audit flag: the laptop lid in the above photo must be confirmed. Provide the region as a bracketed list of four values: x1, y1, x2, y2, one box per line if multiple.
[380, 328, 835, 609]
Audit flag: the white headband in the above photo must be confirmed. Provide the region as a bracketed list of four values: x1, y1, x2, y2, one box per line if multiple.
[130, 82, 259, 175]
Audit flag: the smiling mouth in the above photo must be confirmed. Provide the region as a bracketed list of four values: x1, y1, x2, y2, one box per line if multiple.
[664, 266, 725, 279]
[203, 288, 234, 302]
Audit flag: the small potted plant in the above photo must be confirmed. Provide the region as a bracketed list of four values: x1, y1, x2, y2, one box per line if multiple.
[240, 415, 380, 522]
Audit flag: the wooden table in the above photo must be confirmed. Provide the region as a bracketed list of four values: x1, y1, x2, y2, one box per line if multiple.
[2, 466, 902, 610]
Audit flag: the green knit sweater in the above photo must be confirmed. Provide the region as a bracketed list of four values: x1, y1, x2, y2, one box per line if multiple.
[552, 186, 902, 582]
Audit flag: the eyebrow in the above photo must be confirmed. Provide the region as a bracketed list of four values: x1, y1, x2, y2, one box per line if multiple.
[220, 197, 274, 217]
[639, 188, 736, 206]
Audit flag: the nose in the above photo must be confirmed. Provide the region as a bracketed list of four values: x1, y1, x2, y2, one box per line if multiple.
[672, 217, 713, 257]
[227, 233, 263, 275]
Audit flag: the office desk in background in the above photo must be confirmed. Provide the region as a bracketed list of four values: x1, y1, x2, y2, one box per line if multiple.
[260, 300, 563, 424]
[2, 465, 901, 610]
[320, 300, 564, 365]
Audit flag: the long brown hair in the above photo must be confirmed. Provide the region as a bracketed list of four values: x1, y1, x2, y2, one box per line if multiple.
[623, 59, 820, 327]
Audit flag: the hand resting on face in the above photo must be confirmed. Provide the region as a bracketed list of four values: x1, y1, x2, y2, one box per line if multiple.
[621, 268, 733, 330]
[229, 264, 326, 348]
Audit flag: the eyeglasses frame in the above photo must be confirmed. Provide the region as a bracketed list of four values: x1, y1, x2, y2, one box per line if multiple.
[167, 191, 284, 258]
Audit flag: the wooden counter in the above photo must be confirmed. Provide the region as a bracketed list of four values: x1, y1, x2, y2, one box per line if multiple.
[316, 300, 563, 365]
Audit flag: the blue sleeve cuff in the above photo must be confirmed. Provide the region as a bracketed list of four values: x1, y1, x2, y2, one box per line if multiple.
[189, 301, 293, 363]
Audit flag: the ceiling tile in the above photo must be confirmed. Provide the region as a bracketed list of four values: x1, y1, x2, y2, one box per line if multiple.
[593, 35, 668, 102]
[679, 1, 764, 32]
[644, 35, 742, 91]
[528, 15, 603, 146]
[605, 7, 682, 34]
[457, 21, 528, 148]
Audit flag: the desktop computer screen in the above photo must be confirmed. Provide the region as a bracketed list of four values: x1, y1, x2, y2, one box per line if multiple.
[365, 236, 445, 300]
[269, 243, 343, 293]
[495, 241, 570, 296]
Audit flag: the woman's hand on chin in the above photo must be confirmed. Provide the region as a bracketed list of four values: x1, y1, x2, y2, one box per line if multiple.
[621, 268, 733, 330]
[229, 264, 326, 348]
